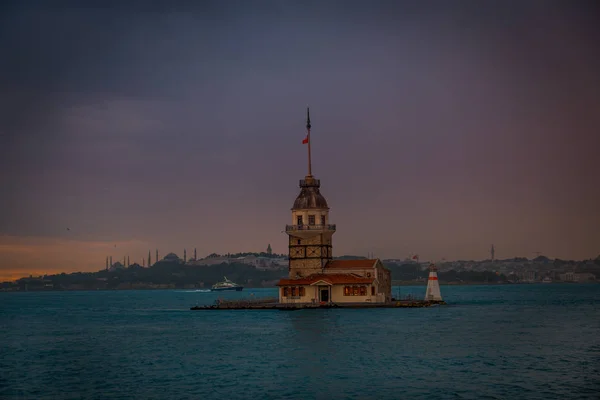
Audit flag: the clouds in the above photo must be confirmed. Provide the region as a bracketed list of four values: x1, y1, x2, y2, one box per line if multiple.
[0, 234, 149, 281]
[0, 0, 599, 276]
[63, 99, 169, 140]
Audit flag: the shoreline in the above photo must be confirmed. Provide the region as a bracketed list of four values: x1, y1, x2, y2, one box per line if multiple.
[1, 281, 597, 293]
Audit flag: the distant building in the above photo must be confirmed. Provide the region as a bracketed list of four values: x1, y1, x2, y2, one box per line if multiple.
[192, 257, 230, 266]
[523, 270, 537, 282]
[234, 255, 285, 270]
[559, 272, 596, 282]
[162, 253, 181, 263]
[276, 109, 391, 304]
[109, 262, 124, 272]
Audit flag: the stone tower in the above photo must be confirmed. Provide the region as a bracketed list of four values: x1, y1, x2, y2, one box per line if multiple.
[285, 108, 336, 279]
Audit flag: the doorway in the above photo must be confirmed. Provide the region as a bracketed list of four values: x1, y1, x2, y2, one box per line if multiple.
[319, 286, 329, 302]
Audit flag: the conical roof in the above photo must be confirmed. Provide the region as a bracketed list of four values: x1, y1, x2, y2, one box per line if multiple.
[292, 176, 329, 210]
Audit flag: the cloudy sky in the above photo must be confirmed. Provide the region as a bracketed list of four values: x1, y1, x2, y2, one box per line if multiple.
[1, 0, 599, 280]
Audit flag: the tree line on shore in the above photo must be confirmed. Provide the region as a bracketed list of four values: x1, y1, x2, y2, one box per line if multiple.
[4, 259, 520, 291]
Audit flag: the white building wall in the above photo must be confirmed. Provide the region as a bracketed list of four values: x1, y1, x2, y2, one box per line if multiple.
[425, 271, 443, 301]
[291, 209, 329, 225]
[279, 285, 318, 304]
[331, 284, 378, 303]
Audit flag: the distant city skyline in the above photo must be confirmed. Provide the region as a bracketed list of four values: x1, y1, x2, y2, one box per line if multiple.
[0, 235, 596, 282]
[1, 1, 599, 280]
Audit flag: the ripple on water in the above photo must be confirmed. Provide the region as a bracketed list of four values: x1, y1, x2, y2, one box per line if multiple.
[1, 285, 600, 399]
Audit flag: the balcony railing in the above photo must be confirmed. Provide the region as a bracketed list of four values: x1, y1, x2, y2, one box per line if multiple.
[286, 224, 336, 232]
[299, 179, 320, 187]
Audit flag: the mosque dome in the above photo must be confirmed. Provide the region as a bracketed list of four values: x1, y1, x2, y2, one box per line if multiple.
[163, 253, 180, 262]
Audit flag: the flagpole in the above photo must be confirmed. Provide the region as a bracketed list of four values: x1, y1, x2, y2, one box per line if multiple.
[307, 107, 312, 177]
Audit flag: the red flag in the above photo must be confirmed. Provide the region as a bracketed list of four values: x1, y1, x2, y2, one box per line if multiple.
[302, 135, 308, 144]
[412, 254, 418, 260]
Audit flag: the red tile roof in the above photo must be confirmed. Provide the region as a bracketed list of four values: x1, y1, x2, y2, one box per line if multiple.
[325, 259, 378, 269]
[277, 273, 374, 286]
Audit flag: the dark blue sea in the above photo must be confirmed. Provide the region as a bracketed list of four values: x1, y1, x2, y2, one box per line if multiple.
[1, 284, 599, 399]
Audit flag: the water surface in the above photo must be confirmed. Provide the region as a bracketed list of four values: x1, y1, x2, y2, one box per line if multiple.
[1, 284, 599, 399]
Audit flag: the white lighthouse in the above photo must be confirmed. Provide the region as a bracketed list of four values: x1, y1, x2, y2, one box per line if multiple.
[425, 263, 443, 301]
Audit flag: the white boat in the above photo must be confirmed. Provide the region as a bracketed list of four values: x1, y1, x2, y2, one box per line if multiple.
[211, 276, 244, 292]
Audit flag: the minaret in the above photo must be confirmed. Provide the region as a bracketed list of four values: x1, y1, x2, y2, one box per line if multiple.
[156, 249, 159, 263]
[106, 256, 109, 271]
[425, 263, 443, 301]
[110, 256, 113, 269]
[127, 255, 130, 267]
[183, 249, 187, 263]
[491, 244, 495, 261]
[148, 250, 152, 266]
[267, 244, 272, 255]
[124, 256, 126, 267]
[285, 108, 336, 279]
[194, 248, 197, 261]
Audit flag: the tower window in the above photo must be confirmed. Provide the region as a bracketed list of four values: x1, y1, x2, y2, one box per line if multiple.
[297, 216, 303, 225]
[308, 215, 315, 225]
[321, 215, 326, 225]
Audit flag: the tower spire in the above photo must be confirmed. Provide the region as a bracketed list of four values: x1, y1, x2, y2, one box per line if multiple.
[306, 107, 312, 177]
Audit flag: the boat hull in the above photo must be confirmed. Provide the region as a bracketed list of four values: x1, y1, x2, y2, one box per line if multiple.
[211, 286, 243, 292]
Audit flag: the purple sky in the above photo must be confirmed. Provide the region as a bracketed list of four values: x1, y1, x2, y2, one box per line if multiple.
[1, 0, 599, 279]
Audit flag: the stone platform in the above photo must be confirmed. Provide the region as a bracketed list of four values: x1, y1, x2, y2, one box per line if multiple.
[190, 298, 446, 311]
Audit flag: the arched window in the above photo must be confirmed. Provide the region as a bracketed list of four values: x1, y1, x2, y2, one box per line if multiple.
[344, 286, 350, 296]
[283, 287, 289, 296]
[352, 286, 359, 296]
[291, 287, 297, 296]
[359, 286, 367, 296]
[371, 286, 375, 295]
[299, 287, 305, 296]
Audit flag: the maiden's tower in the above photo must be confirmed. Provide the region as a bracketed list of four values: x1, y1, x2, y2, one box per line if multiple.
[276, 109, 392, 304]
